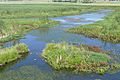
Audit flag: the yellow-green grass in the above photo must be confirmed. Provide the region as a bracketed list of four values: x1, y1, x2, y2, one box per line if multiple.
[41, 43, 120, 74]
[0, 43, 29, 66]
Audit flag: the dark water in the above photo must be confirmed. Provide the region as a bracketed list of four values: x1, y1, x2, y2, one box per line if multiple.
[1, 10, 120, 80]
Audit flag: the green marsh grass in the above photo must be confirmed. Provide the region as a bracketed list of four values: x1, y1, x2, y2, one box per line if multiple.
[41, 43, 118, 74]
[0, 4, 110, 43]
[0, 19, 58, 43]
[67, 7, 120, 43]
[0, 4, 106, 19]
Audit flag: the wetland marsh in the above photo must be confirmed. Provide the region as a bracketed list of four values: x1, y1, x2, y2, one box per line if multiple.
[0, 4, 120, 80]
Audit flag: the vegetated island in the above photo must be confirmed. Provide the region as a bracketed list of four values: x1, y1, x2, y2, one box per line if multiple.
[0, 43, 29, 67]
[42, 43, 120, 74]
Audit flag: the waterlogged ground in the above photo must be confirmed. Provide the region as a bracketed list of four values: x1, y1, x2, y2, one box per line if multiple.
[1, 10, 120, 80]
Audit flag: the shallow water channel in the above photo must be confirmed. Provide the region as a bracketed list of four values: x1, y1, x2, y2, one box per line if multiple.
[1, 10, 120, 80]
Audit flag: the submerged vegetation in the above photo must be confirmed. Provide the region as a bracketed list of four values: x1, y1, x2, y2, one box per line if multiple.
[0, 66, 59, 80]
[42, 43, 120, 74]
[0, 43, 29, 66]
[67, 7, 120, 43]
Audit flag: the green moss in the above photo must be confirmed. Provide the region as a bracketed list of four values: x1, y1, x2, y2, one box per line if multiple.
[41, 43, 116, 74]
[0, 43, 29, 65]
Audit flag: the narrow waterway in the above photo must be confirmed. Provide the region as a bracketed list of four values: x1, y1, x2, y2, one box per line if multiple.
[1, 10, 120, 80]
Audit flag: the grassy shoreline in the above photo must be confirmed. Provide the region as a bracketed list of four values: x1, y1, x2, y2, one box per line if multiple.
[0, 5, 119, 43]
[41, 43, 120, 74]
[0, 4, 117, 43]
[0, 43, 29, 66]
[0, 4, 102, 43]
[67, 7, 120, 43]
[0, 19, 58, 43]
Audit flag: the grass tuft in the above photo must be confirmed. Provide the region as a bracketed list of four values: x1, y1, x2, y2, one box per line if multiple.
[0, 43, 29, 65]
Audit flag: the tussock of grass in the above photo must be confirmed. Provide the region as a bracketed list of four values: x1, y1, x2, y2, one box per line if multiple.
[0, 43, 29, 65]
[41, 43, 117, 74]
